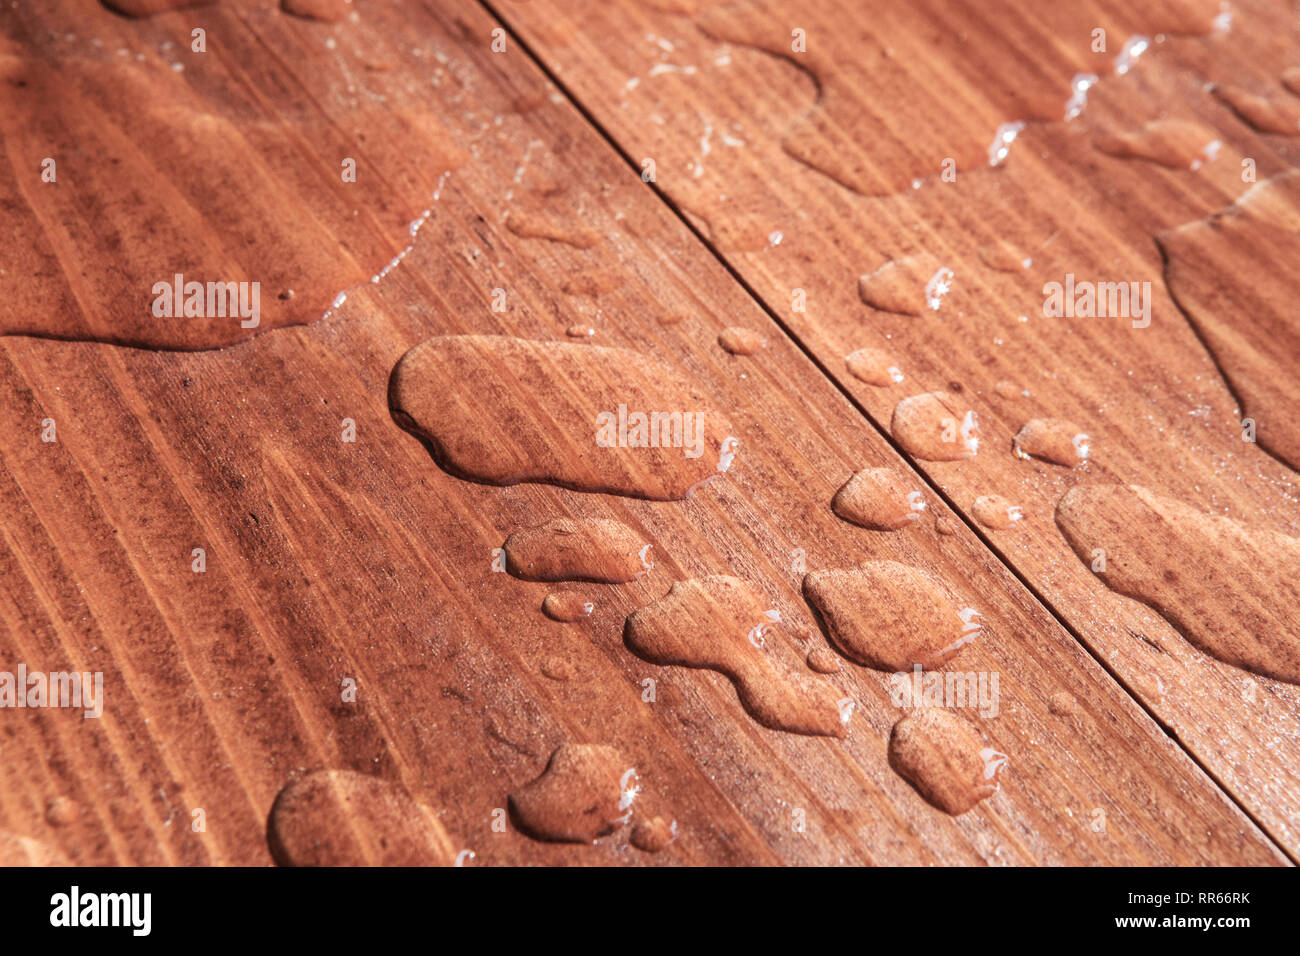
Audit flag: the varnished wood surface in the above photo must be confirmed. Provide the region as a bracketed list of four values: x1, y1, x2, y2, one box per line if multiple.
[0, 0, 1293, 865]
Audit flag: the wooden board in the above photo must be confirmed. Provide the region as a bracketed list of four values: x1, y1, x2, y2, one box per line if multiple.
[493, 0, 1300, 858]
[0, 0, 1290, 865]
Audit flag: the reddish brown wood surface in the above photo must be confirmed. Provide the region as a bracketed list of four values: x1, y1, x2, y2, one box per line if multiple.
[0, 0, 1292, 865]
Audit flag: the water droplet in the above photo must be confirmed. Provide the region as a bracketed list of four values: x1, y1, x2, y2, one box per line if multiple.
[541, 656, 576, 681]
[979, 240, 1032, 272]
[889, 709, 1006, 815]
[561, 270, 624, 298]
[718, 327, 767, 354]
[806, 646, 841, 673]
[281, 0, 353, 22]
[935, 516, 960, 536]
[565, 324, 596, 338]
[858, 254, 952, 316]
[390, 336, 734, 500]
[1159, 172, 1300, 469]
[1211, 84, 1300, 135]
[630, 816, 677, 853]
[508, 743, 633, 843]
[624, 577, 848, 737]
[44, 798, 79, 828]
[890, 392, 980, 460]
[542, 590, 595, 621]
[972, 494, 1024, 530]
[845, 348, 904, 386]
[101, 0, 215, 16]
[993, 380, 1029, 400]
[831, 467, 926, 531]
[1048, 690, 1076, 715]
[1013, 418, 1090, 465]
[504, 518, 652, 584]
[802, 562, 981, 671]
[0, 832, 67, 866]
[1094, 119, 1224, 170]
[1056, 484, 1300, 684]
[505, 210, 601, 248]
[268, 770, 457, 866]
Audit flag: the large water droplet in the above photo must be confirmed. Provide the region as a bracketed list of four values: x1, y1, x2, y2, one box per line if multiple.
[624, 577, 848, 737]
[802, 562, 981, 671]
[267, 770, 458, 866]
[1159, 172, 1300, 470]
[889, 709, 1006, 815]
[389, 336, 735, 500]
[504, 518, 652, 583]
[508, 743, 634, 843]
[1056, 484, 1300, 684]
[1094, 119, 1223, 170]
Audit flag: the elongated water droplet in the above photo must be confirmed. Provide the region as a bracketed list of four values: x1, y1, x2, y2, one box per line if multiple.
[509, 744, 634, 843]
[1014, 418, 1091, 465]
[268, 770, 458, 866]
[891, 392, 980, 460]
[390, 336, 734, 500]
[281, 0, 352, 21]
[831, 467, 926, 530]
[505, 209, 601, 249]
[1094, 119, 1224, 170]
[802, 562, 981, 671]
[504, 518, 652, 584]
[1211, 84, 1300, 135]
[1056, 484, 1300, 684]
[542, 590, 595, 621]
[1159, 172, 1300, 469]
[889, 709, 1006, 815]
[624, 577, 848, 737]
[717, 327, 766, 354]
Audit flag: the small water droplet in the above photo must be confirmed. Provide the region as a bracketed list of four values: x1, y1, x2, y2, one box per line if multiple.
[1014, 418, 1090, 465]
[972, 495, 1024, 530]
[718, 327, 766, 354]
[889, 709, 1006, 815]
[542, 590, 595, 621]
[845, 348, 904, 386]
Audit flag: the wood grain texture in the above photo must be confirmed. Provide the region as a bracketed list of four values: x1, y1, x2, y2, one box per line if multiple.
[494, 0, 1300, 857]
[0, 0, 1288, 865]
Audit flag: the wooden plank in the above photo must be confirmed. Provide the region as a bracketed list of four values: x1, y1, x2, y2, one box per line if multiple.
[487, 0, 1300, 855]
[0, 0, 1284, 864]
